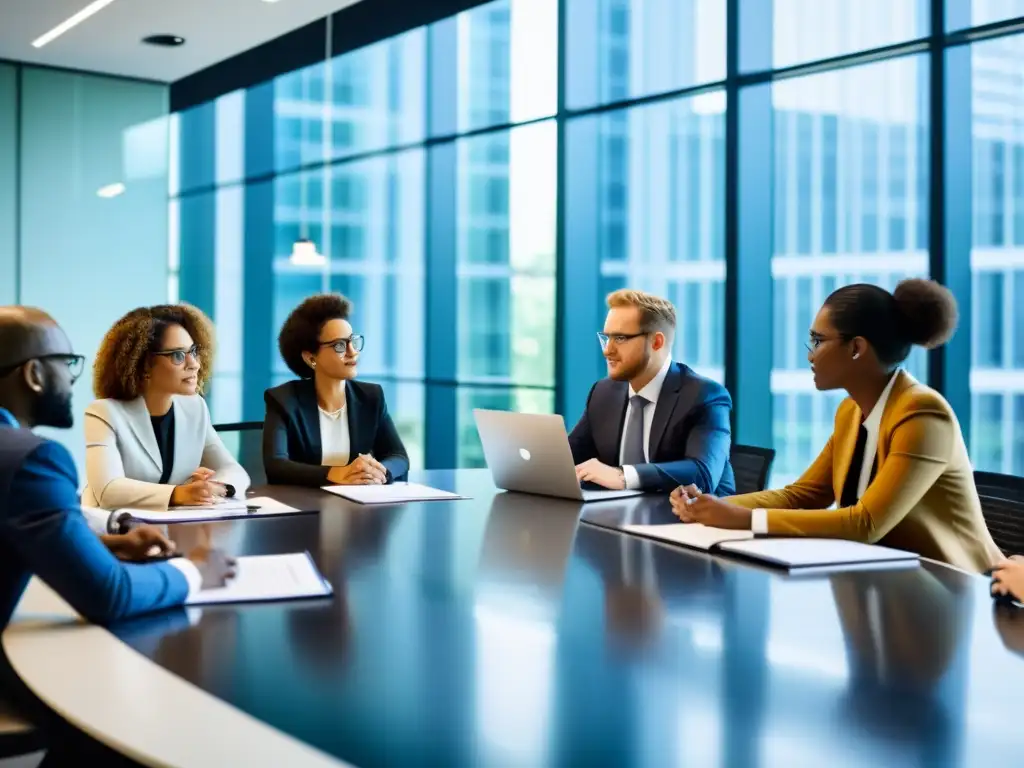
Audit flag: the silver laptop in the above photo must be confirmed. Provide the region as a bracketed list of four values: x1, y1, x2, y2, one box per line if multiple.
[473, 409, 643, 502]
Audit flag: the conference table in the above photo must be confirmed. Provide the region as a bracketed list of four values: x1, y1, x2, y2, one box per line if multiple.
[5, 469, 1024, 766]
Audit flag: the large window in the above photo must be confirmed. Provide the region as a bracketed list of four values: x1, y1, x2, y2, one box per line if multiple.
[968, 33, 1024, 473]
[766, 0, 929, 69]
[452, 0, 557, 132]
[565, 0, 725, 108]
[454, 121, 557, 464]
[171, 0, 1024, 478]
[274, 30, 426, 171]
[947, 0, 1024, 29]
[456, 123, 556, 386]
[565, 94, 726, 381]
[770, 56, 929, 484]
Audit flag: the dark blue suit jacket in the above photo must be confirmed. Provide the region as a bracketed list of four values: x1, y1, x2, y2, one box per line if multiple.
[262, 378, 410, 487]
[568, 362, 736, 495]
[0, 409, 188, 629]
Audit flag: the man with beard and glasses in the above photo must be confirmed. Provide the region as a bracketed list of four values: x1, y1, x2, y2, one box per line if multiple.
[0, 306, 236, 764]
[568, 290, 736, 495]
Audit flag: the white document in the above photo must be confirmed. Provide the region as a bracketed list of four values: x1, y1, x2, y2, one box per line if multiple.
[124, 496, 303, 524]
[321, 482, 469, 505]
[716, 538, 920, 570]
[620, 523, 755, 551]
[187, 553, 332, 606]
[242, 496, 302, 514]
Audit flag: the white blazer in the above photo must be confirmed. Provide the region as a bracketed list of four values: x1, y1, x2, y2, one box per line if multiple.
[81, 395, 251, 512]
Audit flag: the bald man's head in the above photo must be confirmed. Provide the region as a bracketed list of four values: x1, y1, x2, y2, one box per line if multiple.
[0, 306, 81, 429]
[0, 307, 74, 368]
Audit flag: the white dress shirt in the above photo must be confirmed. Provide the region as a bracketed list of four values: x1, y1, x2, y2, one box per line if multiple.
[319, 405, 351, 467]
[168, 558, 202, 595]
[619, 357, 673, 490]
[752, 369, 900, 534]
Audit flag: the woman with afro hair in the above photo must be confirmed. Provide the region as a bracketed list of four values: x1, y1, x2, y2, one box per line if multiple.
[262, 293, 408, 487]
[670, 278, 1002, 573]
[81, 303, 250, 512]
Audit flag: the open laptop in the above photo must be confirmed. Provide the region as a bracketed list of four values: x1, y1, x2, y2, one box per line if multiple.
[473, 409, 643, 502]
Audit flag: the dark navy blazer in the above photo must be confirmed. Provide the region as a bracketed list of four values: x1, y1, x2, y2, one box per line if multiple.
[0, 408, 188, 630]
[567, 362, 736, 495]
[262, 378, 410, 487]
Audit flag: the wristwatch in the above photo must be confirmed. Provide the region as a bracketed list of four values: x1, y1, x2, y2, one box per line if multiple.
[106, 510, 132, 534]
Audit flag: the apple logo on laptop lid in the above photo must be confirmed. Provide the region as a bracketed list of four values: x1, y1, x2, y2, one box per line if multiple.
[519, 448, 532, 461]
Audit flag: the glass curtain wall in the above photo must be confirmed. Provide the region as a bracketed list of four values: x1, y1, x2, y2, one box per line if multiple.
[171, 0, 1024, 478]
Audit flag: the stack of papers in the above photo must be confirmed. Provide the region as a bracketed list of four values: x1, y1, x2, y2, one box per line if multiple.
[321, 482, 469, 505]
[186, 552, 333, 606]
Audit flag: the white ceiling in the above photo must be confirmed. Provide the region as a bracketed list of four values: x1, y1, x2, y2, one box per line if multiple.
[0, 0, 366, 82]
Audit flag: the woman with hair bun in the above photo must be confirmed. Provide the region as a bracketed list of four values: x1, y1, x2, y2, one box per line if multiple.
[670, 278, 1002, 572]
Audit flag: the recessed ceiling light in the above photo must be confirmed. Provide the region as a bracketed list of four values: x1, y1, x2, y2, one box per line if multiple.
[262, 0, 284, 4]
[97, 182, 126, 198]
[32, 0, 120, 49]
[142, 34, 185, 47]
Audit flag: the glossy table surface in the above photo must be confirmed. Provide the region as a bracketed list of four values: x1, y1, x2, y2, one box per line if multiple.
[97, 471, 1024, 765]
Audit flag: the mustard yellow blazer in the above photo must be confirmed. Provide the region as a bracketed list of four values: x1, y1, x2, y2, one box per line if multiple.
[729, 371, 1003, 573]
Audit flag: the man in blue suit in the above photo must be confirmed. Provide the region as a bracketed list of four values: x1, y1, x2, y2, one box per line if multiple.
[0, 306, 234, 764]
[569, 289, 736, 495]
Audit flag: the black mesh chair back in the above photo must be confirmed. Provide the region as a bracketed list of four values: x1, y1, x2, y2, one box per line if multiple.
[730, 444, 776, 496]
[974, 470, 1024, 556]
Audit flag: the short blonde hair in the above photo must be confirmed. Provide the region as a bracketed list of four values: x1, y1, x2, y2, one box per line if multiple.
[607, 289, 676, 340]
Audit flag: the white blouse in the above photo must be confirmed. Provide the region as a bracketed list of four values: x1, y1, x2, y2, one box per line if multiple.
[319, 406, 350, 467]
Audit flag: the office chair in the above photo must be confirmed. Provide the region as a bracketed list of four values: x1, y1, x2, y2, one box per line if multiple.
[974, 470, 1024, 557]
[730, 444, 776, 495]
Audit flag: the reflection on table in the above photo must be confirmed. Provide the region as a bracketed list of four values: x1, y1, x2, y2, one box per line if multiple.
[26, 471, 1024, 766]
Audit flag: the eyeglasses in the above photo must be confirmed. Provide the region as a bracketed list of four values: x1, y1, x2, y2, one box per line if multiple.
[319, 335, 365, 355]
[597, 332, 648, 350]
[153, 345, 201, 366]
[0, 354, 86, 383]
[805, 334, 848, 353]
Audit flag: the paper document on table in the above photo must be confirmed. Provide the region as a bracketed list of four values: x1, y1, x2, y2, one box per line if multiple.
[124, 496, 305, 524]
[621, 523, 755, 551]
[322, 482, 469, 505]
[716, 538, 920, 571]
[243, 496, 302, 513]
[187, 553, 332, 606]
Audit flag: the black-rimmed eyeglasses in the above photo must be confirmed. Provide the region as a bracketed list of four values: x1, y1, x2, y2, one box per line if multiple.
[320, 336, 365, 355]
[153, 345, 201, 366]
[597, 332, 648, 350]
[0, 354, 86, 383]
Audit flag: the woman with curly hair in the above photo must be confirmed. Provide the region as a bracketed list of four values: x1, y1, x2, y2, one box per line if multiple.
[263, 293, 408, 487]
[671, 278, 1003, 572]
[81, 304, 250, 511]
